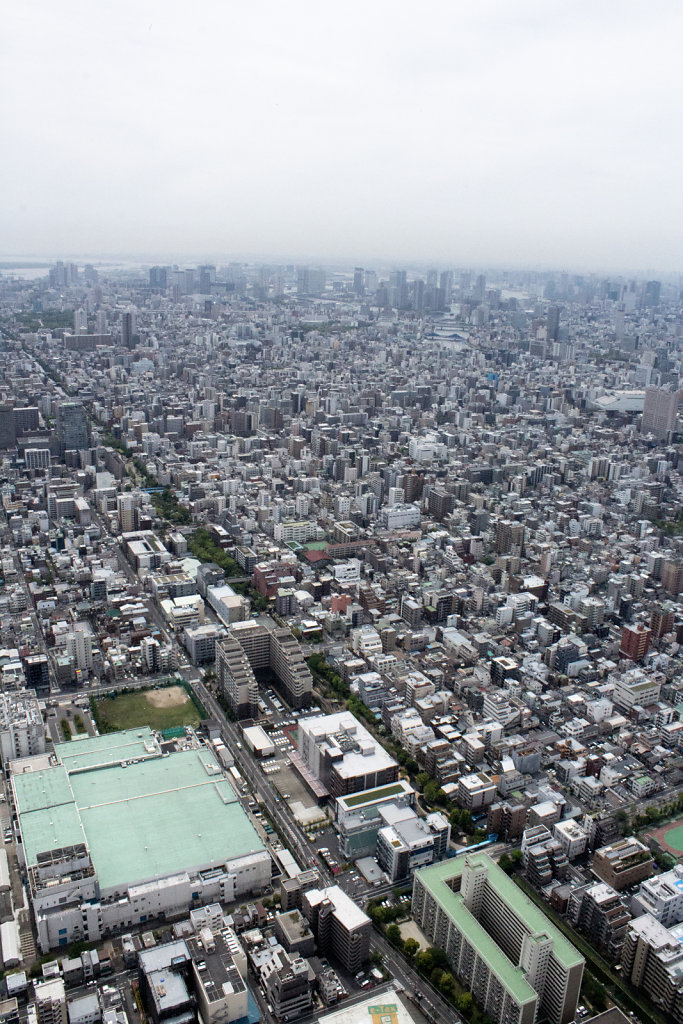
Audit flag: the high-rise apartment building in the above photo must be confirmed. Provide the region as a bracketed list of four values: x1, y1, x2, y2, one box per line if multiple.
[34, 979, 68, 1024]
[621, 915, 683, 1020]
[215, 633, 259, 718]
[651, 604, 676, 639]
[620, 623, 651, 662]
[412, 854, 584, 1024]
[215, 621, 312, 716]
[55, 401, 89, 457]
[0, 404, 15, 449]
[300, 885, 371, 972]
[121, 308, 136, 348]
[641, 387, 679, 438]
[73, 309, 88, 334]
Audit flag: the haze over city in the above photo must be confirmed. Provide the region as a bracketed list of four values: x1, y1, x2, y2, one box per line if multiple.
[3, 0, 683, 270]
[2, 5, 683, 1024]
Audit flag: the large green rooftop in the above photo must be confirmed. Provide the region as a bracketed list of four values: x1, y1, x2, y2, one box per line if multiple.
[14, 730, 264, 892]
[415, 854, 583, 1003]
[54, 727, 160, 772]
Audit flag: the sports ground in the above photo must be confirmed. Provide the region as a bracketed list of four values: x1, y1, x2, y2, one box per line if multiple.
[646, 816, 683, 856]
[95, 684, 202, 732]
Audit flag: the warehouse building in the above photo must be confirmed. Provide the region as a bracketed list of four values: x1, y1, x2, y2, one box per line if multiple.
[11, 729, 269, 952]
[412, 854, 584, 1024]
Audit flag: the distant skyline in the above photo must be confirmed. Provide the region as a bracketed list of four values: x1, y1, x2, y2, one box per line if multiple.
[3, 1, 683, 271]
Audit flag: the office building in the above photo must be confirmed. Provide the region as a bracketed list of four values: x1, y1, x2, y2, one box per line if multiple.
[0, 405, 15, 449]
[22, 655, 50, 696]
[138, 941, 195, 1024]
[611, 668, 661, 710]
[376, 807, 450, 881]
[553, 820, 588, 860]
[412, 854, 584, 1024]
[298, 711, 399, 798]
[121, 309, 136, 348]
[25, 448, 51, 471]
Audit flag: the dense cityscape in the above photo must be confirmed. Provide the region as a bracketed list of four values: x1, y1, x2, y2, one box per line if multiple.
[0, 259, 679, 1024]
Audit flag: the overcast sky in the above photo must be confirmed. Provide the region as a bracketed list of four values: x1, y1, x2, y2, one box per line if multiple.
[3, 1, 682, 271]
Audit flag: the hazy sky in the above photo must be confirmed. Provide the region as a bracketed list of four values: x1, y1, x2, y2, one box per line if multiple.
[3, 1, 682, 270]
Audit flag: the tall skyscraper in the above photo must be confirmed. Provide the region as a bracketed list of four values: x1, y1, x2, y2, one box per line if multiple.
[0, 404, 15, 449]
[439, 270, 453, 305]
[199, 265, 216, 293]
[121, 309, 136, 348]
[353, 267, 364, 295]
[641, 387, 679, 438]
[149, 266, 168, 290]
[55, 401, 89, 457]
[74, 309, 88, 335]
[547, 305, 561, 342]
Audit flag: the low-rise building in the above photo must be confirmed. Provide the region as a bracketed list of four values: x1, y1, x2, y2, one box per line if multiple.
[593, 838, 655, 892]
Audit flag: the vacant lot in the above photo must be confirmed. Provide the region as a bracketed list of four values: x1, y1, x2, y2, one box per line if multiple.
[95, 685, 202, 732]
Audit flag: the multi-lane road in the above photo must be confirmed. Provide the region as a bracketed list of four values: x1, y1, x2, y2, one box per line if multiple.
[189, 676, 462, 1024]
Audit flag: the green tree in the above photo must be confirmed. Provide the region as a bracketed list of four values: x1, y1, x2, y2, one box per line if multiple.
[428, 946, 449, 971]
[440, 973, 457, 1001]
[499, 853, 513, 875]
[416, 949, 433, 975]
[416, 772, 430, 791]
[457, 992, 475, 1016]
[386, 924, 403, 949]
[403, 938, 419, 961]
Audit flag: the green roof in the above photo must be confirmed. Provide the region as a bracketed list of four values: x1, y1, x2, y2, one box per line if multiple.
[15, 735, 265, 892]
[415, 854, 583, 1004]
[13, 766, 86, 866]
[342, 783, 407, 808]
[54, 727, 160, 772]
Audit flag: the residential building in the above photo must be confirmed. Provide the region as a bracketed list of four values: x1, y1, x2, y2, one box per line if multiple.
[412, 854, 584, 1024]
